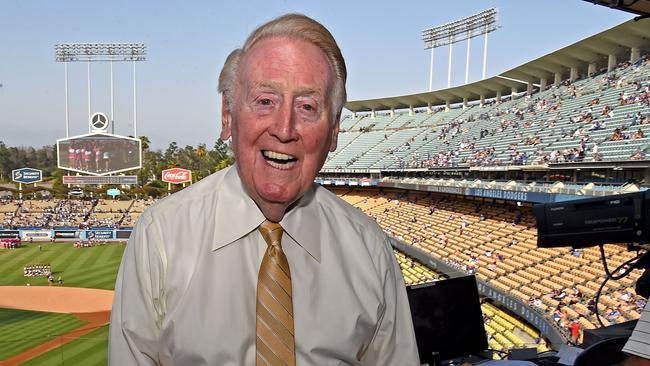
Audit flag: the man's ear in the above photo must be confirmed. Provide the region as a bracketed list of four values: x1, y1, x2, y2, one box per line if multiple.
[329, 115, 340, 152]
[220, 97, 232, 141]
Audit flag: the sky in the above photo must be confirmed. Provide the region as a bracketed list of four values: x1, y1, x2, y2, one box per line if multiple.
[0, 1, 633, 151]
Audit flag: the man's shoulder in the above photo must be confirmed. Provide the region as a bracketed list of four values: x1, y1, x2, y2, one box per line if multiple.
[140, 167, 230, 223]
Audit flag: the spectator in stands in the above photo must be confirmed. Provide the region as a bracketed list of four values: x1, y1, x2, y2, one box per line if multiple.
[592, 143, 603, 161]
[109, 14, 419, 366]
[569, 321, 581, 344]
[630, 148, 647, 161]
[631, 112, 642, 126]
[633, 129, 645, 139]
[590, 119, 605, 131]
[612, 128, 625, 141]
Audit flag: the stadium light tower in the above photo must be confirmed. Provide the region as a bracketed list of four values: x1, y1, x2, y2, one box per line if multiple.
[54, 43, 146, 137]
[422, 8, 499, 90]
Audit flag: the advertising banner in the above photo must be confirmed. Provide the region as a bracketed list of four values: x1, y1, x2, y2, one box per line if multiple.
[0, 230, 20, 238]
[162, 168, 192, 184]
[12, 168, 43, 184]
[54, 231, 81, 239]
[63, 175, 137, 185]
[115, 230, 133, 239]
[85, 230, 114, 240]
[20, 230, 52, 241]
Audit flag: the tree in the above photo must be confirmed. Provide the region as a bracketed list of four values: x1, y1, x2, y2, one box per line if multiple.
[164, 142, 179, 168]
[138, 135, 151, 152]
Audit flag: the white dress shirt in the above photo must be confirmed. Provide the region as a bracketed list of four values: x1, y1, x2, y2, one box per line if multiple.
[109, 165, 419, 365]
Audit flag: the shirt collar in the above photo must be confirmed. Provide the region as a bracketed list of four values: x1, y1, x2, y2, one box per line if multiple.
[280, 184, 321, 263]
[212, 165, 321, 263]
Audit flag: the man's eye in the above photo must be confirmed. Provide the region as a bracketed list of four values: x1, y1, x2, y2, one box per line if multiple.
[259, 98, 273, 106]
[302, 104, 313, 111]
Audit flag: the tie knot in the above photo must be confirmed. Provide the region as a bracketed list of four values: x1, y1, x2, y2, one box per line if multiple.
[259, 220, 283, 248]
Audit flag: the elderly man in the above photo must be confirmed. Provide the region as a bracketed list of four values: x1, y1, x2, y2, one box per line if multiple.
[109, 14, 419, 365]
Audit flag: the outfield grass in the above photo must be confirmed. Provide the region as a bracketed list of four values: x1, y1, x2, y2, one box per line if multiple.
[0, 243, 125, 289]
[0, 308, 87, 361]
[20, 325, 109, 366]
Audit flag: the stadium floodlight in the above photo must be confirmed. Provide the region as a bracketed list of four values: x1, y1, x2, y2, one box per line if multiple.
[422, 8, 499, 90]
[54, 43, 146, 62]
[54, 43, 146, 139]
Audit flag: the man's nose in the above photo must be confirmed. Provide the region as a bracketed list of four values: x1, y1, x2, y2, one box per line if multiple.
[269, 103, 298, 142]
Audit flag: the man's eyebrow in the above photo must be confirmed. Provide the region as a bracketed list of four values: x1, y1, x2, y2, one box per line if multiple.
[251, 81, 282, 91]
[251, 82, 322, 95]
[293, 86, 322, 97]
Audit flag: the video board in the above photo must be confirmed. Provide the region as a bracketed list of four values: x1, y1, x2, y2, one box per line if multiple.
[57, 133, 142, 176]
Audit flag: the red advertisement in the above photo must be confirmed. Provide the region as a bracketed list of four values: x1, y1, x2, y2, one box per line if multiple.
[162, 168, 192, 184]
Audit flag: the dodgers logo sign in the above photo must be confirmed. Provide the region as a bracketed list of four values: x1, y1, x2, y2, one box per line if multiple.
[12, 168, 43, 184]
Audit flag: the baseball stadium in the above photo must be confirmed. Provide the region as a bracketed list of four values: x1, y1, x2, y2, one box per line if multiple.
[2, 2, 650, 365]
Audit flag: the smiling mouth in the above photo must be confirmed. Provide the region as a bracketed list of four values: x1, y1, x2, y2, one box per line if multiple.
[262, 150, 298, 170]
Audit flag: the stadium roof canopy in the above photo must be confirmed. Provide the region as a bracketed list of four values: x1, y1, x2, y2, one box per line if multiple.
[345, 19, 650, 113]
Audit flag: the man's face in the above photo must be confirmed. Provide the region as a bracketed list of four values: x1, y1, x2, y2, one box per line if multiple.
[221, 36, 339, 221]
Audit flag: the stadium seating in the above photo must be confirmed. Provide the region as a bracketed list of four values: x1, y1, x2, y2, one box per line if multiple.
[336, 187, 647, 337]
[325, 57, 650, 170]
[3, 198, 157, 229]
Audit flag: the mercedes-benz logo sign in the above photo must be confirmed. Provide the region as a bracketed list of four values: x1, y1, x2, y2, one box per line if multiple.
[90, 112, 109, 130]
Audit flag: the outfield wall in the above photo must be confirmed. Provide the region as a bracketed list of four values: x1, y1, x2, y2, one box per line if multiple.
[0, 229, 132, 241]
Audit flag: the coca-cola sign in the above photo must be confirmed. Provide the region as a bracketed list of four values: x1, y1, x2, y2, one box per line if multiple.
[162, 168, 192, 184]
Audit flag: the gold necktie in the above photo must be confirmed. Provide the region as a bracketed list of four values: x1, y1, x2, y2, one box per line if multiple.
[256, 220, 296, 366]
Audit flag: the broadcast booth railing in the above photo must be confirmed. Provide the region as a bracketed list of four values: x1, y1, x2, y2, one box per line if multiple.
[389, 237, 567, 347]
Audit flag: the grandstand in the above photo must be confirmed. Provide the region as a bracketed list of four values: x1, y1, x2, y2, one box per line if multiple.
[324, 19, 650, 185]
[336, 188, 646, 333]
[319, 21, 650, 353]
[0, 198, 157, 230]
[326, 56, 650, 171]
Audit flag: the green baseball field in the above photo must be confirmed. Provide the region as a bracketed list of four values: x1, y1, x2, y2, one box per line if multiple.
[0, 243, 125, 365]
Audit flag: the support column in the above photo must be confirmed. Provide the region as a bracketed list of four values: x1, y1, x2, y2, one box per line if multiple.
[554, 72, 562, 87]
[511, 87, 518, 100]
[631, 47, 640, 63]
[352, 112, 357, 119]
[462, 97, 468, 109]
[495, 91, 502, 104]
[608, 54, 617, 72]
[429, 47, 435, 92]
[133, 61, 138, 138]
[526, 82, 533, 95]
[370, 109, 375, 118]
[570, 67, 578, 82]
[587, 63, 597, 77]
[427, 103, 432, 114]
[390, 108, 395, 117]
[482, 31, 489, 80]
[408, 105, 414, 116]
[87, 61, 92, 133]
[540, 78, 547, 91]
[480, 95, 485, 107]
[447, 41, 453, 88]
[465, 34, 471, 84]
[445, 100, 451, 112]
[64, 62, 70, 138]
